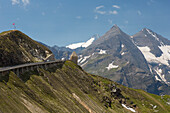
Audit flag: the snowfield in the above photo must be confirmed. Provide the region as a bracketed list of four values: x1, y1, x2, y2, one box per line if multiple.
[106, 62, 119, 70]
[155, 76, 161, 81]
[154, 68, 168, 84]
[121, 52, 125, 55]
[121, 44, 125, 48]
[66, 37, 95, 49]
[137, 45, 170, 66]
[122, 104, 136, 112]
[79, 55, 91, 64]
[98, 49, 107, 54]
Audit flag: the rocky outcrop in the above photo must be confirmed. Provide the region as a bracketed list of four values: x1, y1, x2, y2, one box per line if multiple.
[0, 30, 55, 67]
[70, 51, 78, 64]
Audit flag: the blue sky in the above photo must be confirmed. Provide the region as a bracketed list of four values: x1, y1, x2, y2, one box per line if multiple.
[0, 0, 170, 46]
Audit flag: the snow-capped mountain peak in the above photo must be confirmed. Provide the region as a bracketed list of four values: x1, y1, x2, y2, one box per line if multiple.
[66, 35, 98, 49]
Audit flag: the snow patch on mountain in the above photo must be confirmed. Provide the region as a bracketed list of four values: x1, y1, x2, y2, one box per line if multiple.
[78, 55, 83, 63]
[79, 55, 91, 64]
[82, 38, 95, 48]
[121, 52, 125, 55]
[81, 61, 88, 67]
[121, 44, 125, 48]
[146, 29, 160, 41]
[137, 46, 157, 62]
[158, 45, 170, 65]
[137, 45, 170, 66]
[122, 104, 136, 112]
[66, 42, 84, 49]
[106, 62, 119, 70]
[66, 37, 95, 49]
[155, 76, 161, 81]
[99, 49, 107, 54]
[154, 68, 167, 83]
[148, 65, 153, 74]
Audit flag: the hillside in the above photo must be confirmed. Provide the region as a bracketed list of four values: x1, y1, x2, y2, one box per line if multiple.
[0, 61, 169, 113]
[0, 30, 55, 67]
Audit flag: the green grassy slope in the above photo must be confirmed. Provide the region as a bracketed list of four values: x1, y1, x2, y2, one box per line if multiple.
[0, 61, 169, 113]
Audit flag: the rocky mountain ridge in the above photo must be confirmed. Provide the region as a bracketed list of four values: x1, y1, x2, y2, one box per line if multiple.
[77, 25, 170, 95]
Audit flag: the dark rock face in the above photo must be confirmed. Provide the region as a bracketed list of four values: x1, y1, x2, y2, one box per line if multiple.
[79, 25, 150, 90]
[0, 30, 54, 67]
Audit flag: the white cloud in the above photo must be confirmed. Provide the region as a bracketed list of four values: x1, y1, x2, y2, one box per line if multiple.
[137, 10, 142, 15]
[147, 0, 155, 5]
[76, 16, 82, 19]
[22, 0, 30, 6]
[94, 15, 98, 19]
[11, 0, 30, 6]
[96, 10, 106, 14]
[95, 5, 106, 15]
[12, 0, 20, 5]
[112, 5, 120, 9]
[95, 5, 119, 15]
[109, 10, 118, 15]
[96, 5, 104, 10]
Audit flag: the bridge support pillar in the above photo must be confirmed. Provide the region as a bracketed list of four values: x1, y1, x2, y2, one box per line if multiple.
[16, 69, 19, 76]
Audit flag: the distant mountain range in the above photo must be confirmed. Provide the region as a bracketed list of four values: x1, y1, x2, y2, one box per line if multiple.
[43, 25, 170, 95]
[40, 34, 98, 60]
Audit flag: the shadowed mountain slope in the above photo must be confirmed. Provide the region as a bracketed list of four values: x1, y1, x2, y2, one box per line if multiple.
[0, 30, 55, 67]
